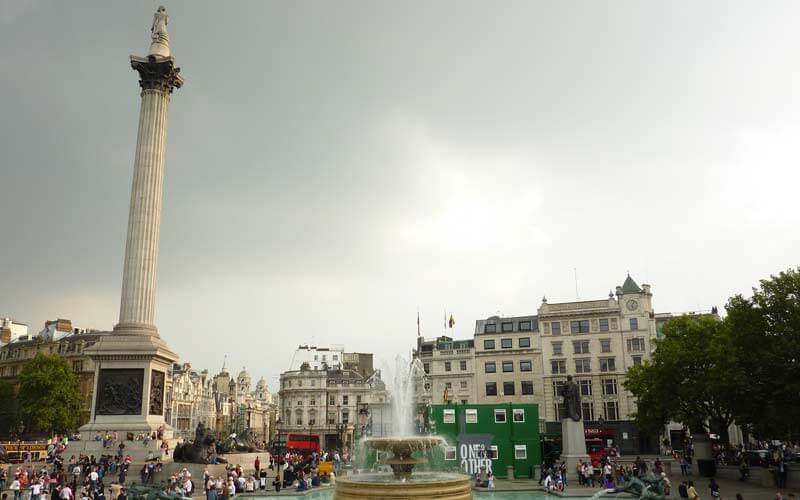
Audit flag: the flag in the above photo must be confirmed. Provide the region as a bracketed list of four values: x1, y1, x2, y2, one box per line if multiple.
[448, 314, 455, 329]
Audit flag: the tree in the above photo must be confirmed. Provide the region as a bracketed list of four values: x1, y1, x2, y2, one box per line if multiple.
[0, 379, 18, 435]
[17, 353, 82, 433]
[725, 268, 800, 439]
[624, 315, 740, 442]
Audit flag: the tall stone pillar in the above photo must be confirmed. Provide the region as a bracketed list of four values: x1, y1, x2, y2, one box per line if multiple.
[116, 54, 183, 336]
[79, 8, 181, 449]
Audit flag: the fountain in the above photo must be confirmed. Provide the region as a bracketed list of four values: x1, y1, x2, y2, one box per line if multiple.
[334, 357, 472, 499]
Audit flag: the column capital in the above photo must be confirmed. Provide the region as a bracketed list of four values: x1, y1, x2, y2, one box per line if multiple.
[130, 55, 184, 93]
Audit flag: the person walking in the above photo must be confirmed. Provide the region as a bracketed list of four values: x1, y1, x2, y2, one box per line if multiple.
[10, 477, 21, 500]
[709, 477, 721, 498]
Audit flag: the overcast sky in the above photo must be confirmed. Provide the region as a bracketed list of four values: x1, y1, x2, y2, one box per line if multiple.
[2, 1, 799, 389]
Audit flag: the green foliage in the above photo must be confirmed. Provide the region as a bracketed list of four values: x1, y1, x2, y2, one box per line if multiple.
[626, 268, 800, 442]
[725, 268, 800, 439]
[0, 379, 18, 434]
[17, 353, 82, 433]
[624, 315, 739, 440]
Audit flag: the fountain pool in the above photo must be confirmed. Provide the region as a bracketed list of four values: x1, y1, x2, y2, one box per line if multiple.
[248, 491, 600, 500]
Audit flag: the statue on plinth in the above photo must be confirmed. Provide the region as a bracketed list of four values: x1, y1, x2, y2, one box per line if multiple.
[560, 375, 581, 421]
[151, 6, 169, 44]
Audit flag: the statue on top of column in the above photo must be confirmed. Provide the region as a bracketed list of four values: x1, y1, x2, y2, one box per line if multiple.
[151, 6, 169, 45]
[560, 375, 582, 422]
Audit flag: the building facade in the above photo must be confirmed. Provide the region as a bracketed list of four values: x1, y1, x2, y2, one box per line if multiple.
[413, 336, 476, 405]
[473, 316, 544, 416]
[278, 356, 387, 452]
[211, 366, 274, 443]
[167, 363, 217, 439]
[0, 319, 105, 428]
[289, 345, 345, 371]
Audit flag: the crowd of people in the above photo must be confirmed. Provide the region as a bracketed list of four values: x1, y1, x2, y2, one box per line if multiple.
[0, 435, 135, 500]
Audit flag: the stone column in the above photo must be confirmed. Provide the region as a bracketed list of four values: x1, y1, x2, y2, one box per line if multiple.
[116, 56, 183, 336]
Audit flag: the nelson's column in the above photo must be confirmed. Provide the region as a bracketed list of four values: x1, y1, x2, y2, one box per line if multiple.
[79, 7, 182, 448]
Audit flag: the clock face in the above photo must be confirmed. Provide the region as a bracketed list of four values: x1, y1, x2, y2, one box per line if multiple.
[626, 300, 639, 311]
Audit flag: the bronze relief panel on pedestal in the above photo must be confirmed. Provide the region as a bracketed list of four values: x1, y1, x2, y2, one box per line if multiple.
[96, 369, 144, 415]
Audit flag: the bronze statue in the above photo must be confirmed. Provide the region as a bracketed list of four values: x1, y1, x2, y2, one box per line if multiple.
[560, 375, 582, 421]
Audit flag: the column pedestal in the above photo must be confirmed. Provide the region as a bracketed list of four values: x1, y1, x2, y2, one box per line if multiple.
[561, 418, 590, 482]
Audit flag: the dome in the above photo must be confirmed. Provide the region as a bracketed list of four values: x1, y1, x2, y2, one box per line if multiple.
[238, 368, 251, 381]
[256, 377, 267, 390]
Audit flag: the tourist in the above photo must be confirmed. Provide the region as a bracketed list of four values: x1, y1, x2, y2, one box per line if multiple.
[1, 468, 8, 492]
[687, 481, 699, 500]
[31, 478, 43, 500]
[776, 458, 788, 490]
[576, 460, 584, 486]
[206, 484, 217, 500]
[244, 476, 255, 493]
[487, 471, 495, 490]
[709, 477, 720, 498]
[109, 482, 121, 500]
[543, 471, 554, 492]
[253, 457, 260, 478]
[58, 485, 73, 500]
[10, 476, 22, 500]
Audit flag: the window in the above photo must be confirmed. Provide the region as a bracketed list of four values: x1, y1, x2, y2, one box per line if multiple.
[72, 360, 83, 372]
[460, 360, 467, 371]
[343, 395, 349, 405]
[445, 361, 452, 372]
[579, 379, 592, 396]
[632, 355, 643, 367]
[328, 416, 335, 424]
[296, 413, 303, 425]
[551, 359, 566, 374]
[356, 395, 361, 404]
[599, 318, 609, 331]
[573, 340, 590, 354]
[342, 410, 349, 424]
[629, 318, 639, 331]
[521, 381, 534, 395]
[329, 397, 335, 405]
[484, 339, 495, 350]
[309, 414, 317, 426]
[485, 362, 496, 373]
[571, 320, 590, 334]
[501, 338, 513, 349]
[443, 409, 456, 424]
[424, 382, 431, 391]
[552, 342, 563, 355]
[485, 382, 497, 396]
[514, 444, 527, 460]
[445, 382, 452, 389]
[466, 409, 478, 423]
[502, 361, 514, 373]
[604, 401, 619, 421]
[519, 360, 532, 372]
[501, 322, 513, 332]
[310, 399, 316, 406]
[552, 380, 566, 398]
[445, 446, 457, 460]
[551, 322, 562, 335]
[600, 339, 611, 353]
[484, 323, 497, 333]
[423, 363, 430, 374]
[600, 357, 616, 372]
[297, 380, 303, 387]
[575, 358, 591, 373]
[488, 445, 499, 459]
[602, 378, 618, 395]
[297, 400, 303, 406]
[513, 408, 525, 422]
[519, 337, 531, 348]
[627, 337, 646, 352]
[503, 381, 515, 396]
[494, 409, 507, 423]
[581, 401, 594, 421]
[519, 320, 532, 331]
[460, 381, 467, 389]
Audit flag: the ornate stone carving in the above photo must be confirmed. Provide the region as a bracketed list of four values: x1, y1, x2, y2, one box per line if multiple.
[96, 369, 144, 415]
[149, 370, 165, 415]
[131, 56, 184, 94]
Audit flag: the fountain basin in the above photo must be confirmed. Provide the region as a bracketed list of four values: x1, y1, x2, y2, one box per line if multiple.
[334, 472, 472, 500]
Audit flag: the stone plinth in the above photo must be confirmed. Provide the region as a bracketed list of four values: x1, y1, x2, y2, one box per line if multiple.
[561, 418, 590, 482]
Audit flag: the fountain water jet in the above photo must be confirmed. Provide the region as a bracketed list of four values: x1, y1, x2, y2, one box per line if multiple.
[334, 355, 471, 499]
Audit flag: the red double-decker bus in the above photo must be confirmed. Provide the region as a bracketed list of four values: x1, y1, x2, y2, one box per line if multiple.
[273, 433, 320, 455]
